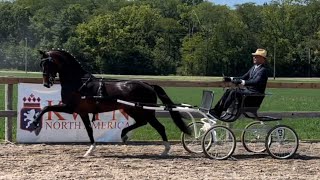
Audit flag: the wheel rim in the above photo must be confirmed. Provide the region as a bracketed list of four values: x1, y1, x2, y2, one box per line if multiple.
[267, 126, 299, 159]
[242, 122, 270, 153]
[202, 126, 236, 160]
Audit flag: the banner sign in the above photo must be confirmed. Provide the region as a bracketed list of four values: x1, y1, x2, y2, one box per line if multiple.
[17, 83, 135, 143]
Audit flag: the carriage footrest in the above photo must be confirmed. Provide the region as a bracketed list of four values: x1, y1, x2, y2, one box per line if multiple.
[257, 116, 282, 121]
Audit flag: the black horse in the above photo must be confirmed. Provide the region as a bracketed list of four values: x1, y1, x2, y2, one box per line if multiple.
[33, 49, 190, 156]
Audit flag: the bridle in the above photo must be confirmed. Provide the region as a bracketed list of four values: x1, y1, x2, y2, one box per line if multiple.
[40, 55, 57, 87]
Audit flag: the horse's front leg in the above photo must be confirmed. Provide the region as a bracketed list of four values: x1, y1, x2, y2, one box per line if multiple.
[32, 104, 73, 135]
[80, 113, 96, 157]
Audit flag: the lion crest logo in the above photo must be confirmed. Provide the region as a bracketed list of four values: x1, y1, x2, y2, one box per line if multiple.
[20, 94, 42, 132]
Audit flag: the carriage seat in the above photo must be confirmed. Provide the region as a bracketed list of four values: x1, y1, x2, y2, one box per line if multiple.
[197, 90, 281, 122]
[241, 93, 265, 113]
[199, 90, 265, 114]
[240, 93, 281, 121]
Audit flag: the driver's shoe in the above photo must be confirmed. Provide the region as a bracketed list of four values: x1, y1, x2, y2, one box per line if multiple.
[209, 109, 222, 119]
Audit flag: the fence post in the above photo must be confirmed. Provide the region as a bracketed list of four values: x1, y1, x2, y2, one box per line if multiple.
[5, 84, 13, 142]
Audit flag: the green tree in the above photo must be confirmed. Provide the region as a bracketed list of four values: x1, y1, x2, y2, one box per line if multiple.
[68, 5, 162, 74]
[180, 3, 248, 76]
[0, 2, 32, 41]
[54, 4, 89, 46]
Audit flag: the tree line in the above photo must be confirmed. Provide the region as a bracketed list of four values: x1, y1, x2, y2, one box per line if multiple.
[0, 0, 319, 77]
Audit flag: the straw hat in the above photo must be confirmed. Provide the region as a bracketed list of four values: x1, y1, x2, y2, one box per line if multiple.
[252, 48, 267, 58]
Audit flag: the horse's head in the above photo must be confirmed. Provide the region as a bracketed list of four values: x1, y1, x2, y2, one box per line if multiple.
[39, 50, 59, 88]
[39, 49, 86, 88]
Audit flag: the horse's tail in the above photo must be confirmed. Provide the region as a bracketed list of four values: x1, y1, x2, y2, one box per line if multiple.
[151, 85, 191, 135]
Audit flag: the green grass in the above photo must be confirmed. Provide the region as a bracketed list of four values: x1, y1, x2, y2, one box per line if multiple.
[165, 87, 320, 111]
[1, 70, 320, 141]
[0, 71, 42, 78]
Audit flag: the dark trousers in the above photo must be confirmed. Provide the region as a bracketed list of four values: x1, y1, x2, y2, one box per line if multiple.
[212, 88, 258, 116]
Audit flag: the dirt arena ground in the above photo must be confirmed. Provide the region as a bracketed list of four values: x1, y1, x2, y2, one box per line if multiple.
[0, 142, 319, 180]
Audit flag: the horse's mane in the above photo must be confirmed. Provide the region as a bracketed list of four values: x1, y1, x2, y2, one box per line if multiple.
[50, 49, 83, 69]
[47, 48, 89, 77]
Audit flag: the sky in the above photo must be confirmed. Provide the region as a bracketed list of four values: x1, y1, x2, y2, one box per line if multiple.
[209, 0, 271, 7]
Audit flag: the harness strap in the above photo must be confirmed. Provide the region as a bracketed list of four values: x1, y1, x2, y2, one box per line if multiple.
[79, 77, 108, 102]
[97, 78, 104, 97]
[78, 76, 93, 92]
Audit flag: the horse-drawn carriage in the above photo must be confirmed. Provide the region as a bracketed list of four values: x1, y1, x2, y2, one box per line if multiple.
[118, 86, 299, 160]
[36, 49, 299, 159]
[181, 87, 299, 160]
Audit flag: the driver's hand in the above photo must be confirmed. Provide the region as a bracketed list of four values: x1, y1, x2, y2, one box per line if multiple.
[231, 79, 242, 85]
[223, 76, 232, 82]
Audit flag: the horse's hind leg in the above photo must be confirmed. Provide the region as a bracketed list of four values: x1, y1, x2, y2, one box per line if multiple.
[148, 116, 170, 156]
[122, 110, 169, 155]
[121, 122, 147, 142]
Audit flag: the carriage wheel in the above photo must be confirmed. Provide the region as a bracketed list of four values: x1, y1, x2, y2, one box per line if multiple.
[265, 125, 299, 159]
[181, 121, 208, 154]
[241, 121, 271, 153]
[202, 125, 236, 160]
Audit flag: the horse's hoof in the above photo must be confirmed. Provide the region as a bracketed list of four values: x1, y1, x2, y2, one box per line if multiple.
[121, 135, 128, 143]
[161, 142, 170, 156]
[34, 126, 42, 136]
[160, 152, 169, 157]
[83, 144, 96, 157]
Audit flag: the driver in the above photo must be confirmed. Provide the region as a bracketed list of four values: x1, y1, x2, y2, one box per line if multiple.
[210, 48, 268, 118]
